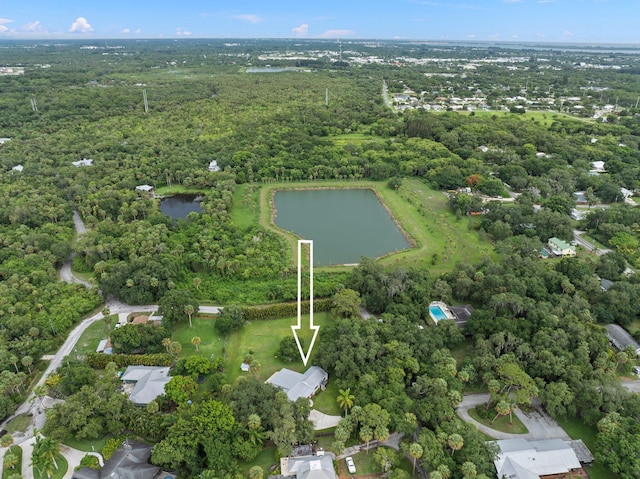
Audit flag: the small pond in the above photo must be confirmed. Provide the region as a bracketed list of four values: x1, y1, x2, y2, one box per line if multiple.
[273, 189, 410, 266]
[159, 194, 202, 219]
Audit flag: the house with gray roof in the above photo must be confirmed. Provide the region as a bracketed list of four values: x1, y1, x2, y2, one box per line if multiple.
[72, 440, 164, 479]
[266, 366, 328, 402]
[494, 438, 582, 479]
[605, 324, 640, 356]
[279, 453, 336, 479]
[121, 366, 171, 405]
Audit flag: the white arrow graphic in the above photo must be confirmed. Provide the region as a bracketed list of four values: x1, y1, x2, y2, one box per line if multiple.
[292, 239, 319, 366]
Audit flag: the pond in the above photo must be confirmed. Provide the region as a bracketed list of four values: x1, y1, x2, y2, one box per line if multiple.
[159, 194, 202, 219]
[273, 189, 410, 266]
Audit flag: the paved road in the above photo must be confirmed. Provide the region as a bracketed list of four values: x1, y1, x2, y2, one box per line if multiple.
[573, 229, 611, 255]
[59, 211, 93, 288]
[382, 79, 392, 109]
[622, 379, 640, 392]
[458, 394, 570, 441]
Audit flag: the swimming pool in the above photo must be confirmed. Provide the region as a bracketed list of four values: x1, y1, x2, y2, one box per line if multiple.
[429, 305, 449, 322]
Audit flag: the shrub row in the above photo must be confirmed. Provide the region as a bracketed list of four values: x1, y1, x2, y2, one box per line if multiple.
[86, 353, 173, 369]
[241, 299, 332, 321]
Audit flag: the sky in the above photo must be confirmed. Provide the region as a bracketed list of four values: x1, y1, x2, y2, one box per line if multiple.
[0, 0, 638, 44]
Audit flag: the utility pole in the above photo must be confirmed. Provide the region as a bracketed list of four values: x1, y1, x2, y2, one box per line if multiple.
[325, 88, 329, 107]
[143, 89, 149, 113]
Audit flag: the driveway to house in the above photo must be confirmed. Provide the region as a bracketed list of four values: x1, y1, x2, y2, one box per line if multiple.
[573, 230, 611, 255]
[622, 379, 640, 393]
[309, 410, 341, 430]
[458, 394, 570, 441]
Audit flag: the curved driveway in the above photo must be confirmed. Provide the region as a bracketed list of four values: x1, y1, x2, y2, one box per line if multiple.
[458, 394, 570, 441]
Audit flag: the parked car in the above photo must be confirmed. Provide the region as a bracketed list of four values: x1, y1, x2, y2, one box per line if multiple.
[345, 457, 356, 474]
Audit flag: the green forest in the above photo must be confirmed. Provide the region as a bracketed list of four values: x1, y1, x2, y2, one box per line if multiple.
[2, 38, 640, 479]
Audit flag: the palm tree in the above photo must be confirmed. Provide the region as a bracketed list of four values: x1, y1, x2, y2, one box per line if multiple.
[408, 443, 423, 475]
[22, 356, 33, 374]
[4, 451, 19, 470]
[461, 461, 477, 479]
[184, 304, 195, 328]
[32, 435, 59, 478]
[162, 337, 172, 353]
[447, 433, 464, 456]
[492, 400, 511, 425]
[102, 307, 111, 331]
[191, 336, 201, 351]
[249, 465, 264, 479]
[360, 426, 373, 454]
[169, 341, 182, 359]
[336, 388, 355, 416]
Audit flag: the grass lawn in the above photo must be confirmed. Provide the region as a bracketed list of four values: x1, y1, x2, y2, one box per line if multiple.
[6, 413, 32, 434]
[3, 444, 22, 477]
[468, 406, 528, 435]
[389, 178, 495, 273]
[348, 448, 383, 475]
[221, 312, 332, 385]
[231, 183, 262, 230]
[556, 416, 618, 479]
[240, 445, 279, 475]
[312, 378, 342, 417]
[332, 133, 385, 146]
[154, 185, 207, 196]
[62, 435, 109, 453]
[173, 314, 225, 362]
[33, 452, 67, 479]
[459, 109, 589, 127]
[74, 315, 118, 356]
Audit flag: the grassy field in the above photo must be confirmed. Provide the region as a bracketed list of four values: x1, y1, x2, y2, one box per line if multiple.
[74, 315, 118, 356]
[221, 312, 332, 385]
[389, 178, 495, 273]
[256, 179, 494, 274]
[6, 413, 32, 434]
[556, 416, 617, 479]
[62, 435, 110, 453]
[331, 133, 385, 146]
[459, 109, 590, 127]
[311, 378, 342, 417]
[468, 406, 529, 435]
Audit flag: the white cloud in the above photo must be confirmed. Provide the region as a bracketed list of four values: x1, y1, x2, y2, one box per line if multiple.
[0, 25, 8, 33]
[292, 24, 308, 37]
[176, 28, 192, 36]
[135, 28, 141, 34]
[233, 14, 262, 24]
[22, 21, 44, 33]
[121, 28, 130, 34]
[563, 30, 574, 37]
[68, 17, 93, 33]
[0, 18, 13, 25]
[319, 29, 354, 38]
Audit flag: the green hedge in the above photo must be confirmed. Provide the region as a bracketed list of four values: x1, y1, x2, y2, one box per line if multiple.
[241, 299, 331, 321]
[86, 353, 173, 369]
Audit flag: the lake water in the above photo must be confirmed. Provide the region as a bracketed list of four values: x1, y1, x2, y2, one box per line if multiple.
[159, 194, 202, 219]
[273, 189, 410, 265]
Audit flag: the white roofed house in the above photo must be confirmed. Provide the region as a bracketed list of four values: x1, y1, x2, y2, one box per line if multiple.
[278, 454, 337, 479]
[266, 366, 328, 402]
[135, 184, 155, 197]
[121, 365, 171, 406]
[493, 438, 584, 479]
